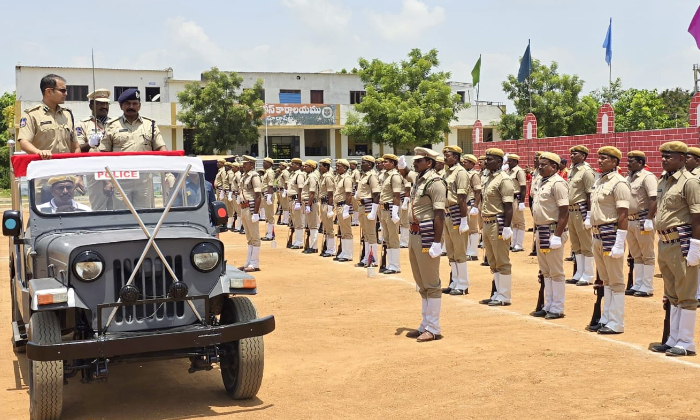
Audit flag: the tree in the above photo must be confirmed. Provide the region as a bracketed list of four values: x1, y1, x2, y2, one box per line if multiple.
[177, 68, 264, 154]
[0, 92, 16, 189]
[659, 87, 692, 128]
[498, 59, 595, 138]
[342, 48, 465, 150]
[613, 88, 672, 132]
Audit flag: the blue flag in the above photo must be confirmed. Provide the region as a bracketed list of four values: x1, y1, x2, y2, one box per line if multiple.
[602, 18, 612, 65]
[517, 40, 531, 83]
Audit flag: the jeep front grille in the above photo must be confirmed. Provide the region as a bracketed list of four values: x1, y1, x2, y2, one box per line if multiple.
[112, 256, 185, 324]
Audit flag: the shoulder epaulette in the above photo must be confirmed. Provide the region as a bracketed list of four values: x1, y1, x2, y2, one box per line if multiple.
[81, 117, 92, 122]
[24, 104, 41, 113]
[107, 117, 121, 124]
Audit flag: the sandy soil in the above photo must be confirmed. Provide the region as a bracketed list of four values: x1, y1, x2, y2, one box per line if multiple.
[2, 212, 700, 420]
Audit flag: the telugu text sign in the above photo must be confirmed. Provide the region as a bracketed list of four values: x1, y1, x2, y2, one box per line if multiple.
[262, 104, 336, 126]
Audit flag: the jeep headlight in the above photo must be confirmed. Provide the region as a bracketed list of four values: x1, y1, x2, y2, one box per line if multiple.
[73, 251, 104, 282]
[191, 242, 220, 272]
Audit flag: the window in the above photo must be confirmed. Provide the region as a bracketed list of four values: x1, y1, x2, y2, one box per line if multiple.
[347, 136, 369, 156]
[279, 89, 301, 103]
[66, 85, 88, 102]
[145, 87, 161, 102]
[304, 129, 329, 156]
[484, 128, 494, 143]
[456, 91, 466, 103]
[310, 90, 324, 104]
[457, 129, 472, 153]
[350, 91, 366, 104]
[114, 86, 138, 101]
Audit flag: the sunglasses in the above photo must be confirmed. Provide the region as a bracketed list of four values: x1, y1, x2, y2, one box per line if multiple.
[52, 88, 68, 94]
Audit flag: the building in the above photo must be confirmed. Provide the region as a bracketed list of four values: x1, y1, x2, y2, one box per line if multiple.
[14, 66, 504, 159]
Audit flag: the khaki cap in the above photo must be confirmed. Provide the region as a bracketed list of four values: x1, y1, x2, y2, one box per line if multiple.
[598, 146, 622, 160]
[291, 158, 303, 165]
[48, 175, 75, 186]
[463, 154, 478, 164]
[508, 154, 520, 161]
[414, 147, 440, 160]
[319, 158, 332, 165]
[539, 152, 561, 165]
[569, 145, 589, 154]
[436, 156, 445, 163]
[217, 158, 226, 163]
[687, 147, 700, 158]
[442, 145, 462, 154]
[485, 148, 505, 158]
[628, 150, 646, 158]
[382, 154, 398, 162]
[263, 157, 274, 164]
[224, 162, 233, 168]
[361, 155, 376, 163]
[304, 159, 317, 168]
[659, 141, 688, 154]
[337, 159, 350, 168]
[87, 89, 110, 102]
[241, 155, 256, 163]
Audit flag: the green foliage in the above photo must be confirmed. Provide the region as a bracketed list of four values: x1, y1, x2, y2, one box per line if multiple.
[177, 68, 264, 154]
[659, 87, 692, 128]
[613, 88, 671, 131]
[342, 48, 465, 149]
[0, 92, 16, 189]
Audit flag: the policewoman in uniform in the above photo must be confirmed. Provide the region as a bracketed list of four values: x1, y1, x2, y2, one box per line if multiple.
[288, 158, 307, 249]
[334, 159, 354, 262]
[588, 146, 631, 334]
[318, 158, 336, 257]
[379, 154, 404, 274]
[625, 151, 657, 297]
[238, 155, 263, 272]
[463, 154, 482, 261]
[301, 159, 321, 253]
[441, 146, 471, 295]
[355, 156, 380, 267]
[506, 154, 527, 252]
[530, 152, 569, 319]
[261, 157, 277, 241]
[652, 141, 700, 356]
[480, 148, 515, 306]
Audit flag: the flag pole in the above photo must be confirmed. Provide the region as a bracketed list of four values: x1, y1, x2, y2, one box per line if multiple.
[528, 40, 532, 113]
[476, 81, 480, 121]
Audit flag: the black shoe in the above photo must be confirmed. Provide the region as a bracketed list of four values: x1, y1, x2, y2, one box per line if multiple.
[666, 347, 696, 357]
[634, 291, 653, 297]
[239, 230, 246, 235]
[650, 344, 671, 353]
[478, 298, 492, 305]
[528, 251, 537, 257]
[585, 323, 603, 332]
[527, 228, 533, 232]
[545, 312, 565, 320]
[488, 300, 511, 306]
[355, 262, 367, 268]
[320, 252, 332, 257]
[232, 228, 241, 232]
[383, 269, 400, 275]
[480, 261, 490, 267]
[597, 326, 622, 335]
[564, 255, 575, 262]
[302, 248, 318, 254]
[441, 252, 447, 257]
[290, 245, 303, 250]
[530, 310, 547, 317]
[565, 279, 579, 284]
[625, 289, 637, 296]
[261, 237, 275, 241]
[400, 245, 408, 249]
[467, 256, 479, 261]
[336, 258, 351, 262]
[449, 289, 465, 296]
[442, 287, 452, 294]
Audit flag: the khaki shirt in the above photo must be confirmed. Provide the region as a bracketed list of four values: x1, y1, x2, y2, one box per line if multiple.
[590, 171, 631, 226]
[627, 169, 657, 214]
[229, 170, 241, 192]
[481, 170, 514, 216]
[568, 162, 595, 204]
[378, 169, 387, 186]
[279, 169, 290, 191]
[358, 171, 380, 200]
[444, 164, 469, 207]
[288, 170, 306, 195]
[351, 169, 361, 186]
[215, 167, 228, 190]
[320, 172, 335, 198]
[532, 174, 569, 225]
[240, 170, 262, 201]
[688, 167, 700, 177]
[302, 171, 320, 201]
[508, 165, 527, 200]
[76, 116, 106, 153]
[334, 173, 353, 204]
[261, 168, 275, 193]
[18, 102, 76, 153]
[655, 168, 700, 230]
[100, 115, 166, 152]
[380, 168, 403, 204]
[410, 169, 446, 222]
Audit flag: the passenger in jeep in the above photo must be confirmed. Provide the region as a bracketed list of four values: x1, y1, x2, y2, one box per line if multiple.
[36, 176, 92, 213]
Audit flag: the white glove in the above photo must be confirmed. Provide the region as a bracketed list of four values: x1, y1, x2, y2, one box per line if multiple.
[501, 226, 513, 240]
[469, 206, 479, 216]
[236, 194, 242, 204]
[327, 205, 334, 218]
[218, 190, 224, 200]
[354, 190, 359, 199]
[227, 192, 232, 201]
[688, 238, 700, 266]
[88, 132, 102, 147]
[401, 197, 409, 210]
[266, 194, 272, 205]
[305, 205, 311, 214]
[518, 202, 525, 211]
[294, 202, 301, 211]
[550, 235, 562, 249]
[398, 155, 407, 170]
[260, 208, 266, 219]
[643, 219, 654, 231]
[459, 217, 469, 233]
[610, 229, 627, 258]
[584, 211, 592, 229]
[252, 214, 260, 223]
[282, 189, 287, 198]
[342, 204, 351, 219]
[368, 203, 378, 220]
[391, 205, 400, 224]
[428, 242, 441, 258]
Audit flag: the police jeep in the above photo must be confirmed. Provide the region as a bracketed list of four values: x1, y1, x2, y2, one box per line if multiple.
[4, 149, 275, 420]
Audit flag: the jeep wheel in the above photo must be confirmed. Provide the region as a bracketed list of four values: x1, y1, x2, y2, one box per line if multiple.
[28, 312, 63, 420]
[219, 296, 265, 399]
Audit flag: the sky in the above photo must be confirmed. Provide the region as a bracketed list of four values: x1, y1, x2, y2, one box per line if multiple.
[5, 0, 700, 110]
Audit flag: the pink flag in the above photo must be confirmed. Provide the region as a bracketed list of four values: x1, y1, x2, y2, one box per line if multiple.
[689, 5, 700, 49]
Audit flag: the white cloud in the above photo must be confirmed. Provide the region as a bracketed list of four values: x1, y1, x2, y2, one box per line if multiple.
[368, 0, 445, 42]
[281, 0, 352, 33]
[165, 16, 227, 67]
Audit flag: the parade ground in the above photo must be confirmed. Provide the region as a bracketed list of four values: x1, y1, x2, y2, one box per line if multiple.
[2, 212, 700, 419]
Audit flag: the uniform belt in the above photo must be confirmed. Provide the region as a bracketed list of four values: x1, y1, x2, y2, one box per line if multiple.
[482, 214, 502, 224]
[383, 203, 391, 210]
[535, 224, 569, 233]
[628, 213, 641, 221]
[657, 226, 683, 243]
[289, 194, 298, 200]
[337, 201, 346, 206]
[568, 204, 581, 211]
[591, 223, 616, 235]
[320, 196, 329, 204]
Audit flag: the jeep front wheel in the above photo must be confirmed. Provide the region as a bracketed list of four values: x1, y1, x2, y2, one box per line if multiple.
[219, 296, 265, 399]
[28, 312, 63, 420]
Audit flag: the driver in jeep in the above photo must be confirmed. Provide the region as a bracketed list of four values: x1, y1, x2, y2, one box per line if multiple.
[37, 176, 92, 213]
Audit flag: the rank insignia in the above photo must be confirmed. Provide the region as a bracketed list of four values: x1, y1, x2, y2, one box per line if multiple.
[20, 118, 26, 128]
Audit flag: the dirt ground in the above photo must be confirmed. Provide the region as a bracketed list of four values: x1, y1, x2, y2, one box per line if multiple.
[2, 211, 700, 420]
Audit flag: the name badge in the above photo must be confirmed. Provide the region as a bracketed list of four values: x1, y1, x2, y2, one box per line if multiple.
[40, 121, 52, 125]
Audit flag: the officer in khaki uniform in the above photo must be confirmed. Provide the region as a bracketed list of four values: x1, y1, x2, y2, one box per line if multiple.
[398, 148, 446, 342]
[318, 158, 336, 257]
[651, 141, 700, 356]
[350, 160, 362, 227]
[566, 145, 597, 286]
[334, 159, 355, 262]
[229, 163, 243, 231]
[587, 146, 631, 334]
[506, 154, 527, 252]
[625, 151, 657, 297]
[278, 162, 291, 225]
[379, 154, 404, 274]
[355, 156, 380, 267]
[76, 89, 113, 210]
[261, 157, 277, 240]
[463, 154, 482, 261]
[238, 156, 263, 272]
[441, 146, 471, 295]
[301, 160, 321, 253]
[399, 174, 412, 248]
[530, 152, 570, 319]
[214, 158, 227, 200]
[287, 158, 307, 249]
[686, 147, 700, 176]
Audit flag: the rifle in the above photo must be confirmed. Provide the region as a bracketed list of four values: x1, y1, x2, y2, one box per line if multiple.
[588, 271, 604, 328]
[662, 296, 671, 344]
[321, 232, 328, 255]
[287, 219, 295, 248]
[535, 270, 545, 312]
[626, 253, 634, 291]
[337, 232, 343, 255]
[360, 228, 366, 264]
[381, 242, 387, 270]
[232, 212, 238, 231]
[304, 228, 310, 251]
[276, 202, 282, 224]
[572, 253, 577, 277]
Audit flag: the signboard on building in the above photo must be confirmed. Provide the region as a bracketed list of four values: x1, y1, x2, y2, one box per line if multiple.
[263, 104, 336, 126]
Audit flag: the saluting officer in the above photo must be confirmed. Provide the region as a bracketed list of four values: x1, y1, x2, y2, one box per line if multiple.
[441, 146, 471, 295]
[334, 159, 355, 262]
[318, 158, 336, 257]
[625, 151, 657, 297]
[506, 154, 527, 252]
[399, 148, 446, 342]
[355, 156, 380, 267]
[238, 155, 262, 272]
[463, 154, 482, 261]
[261, 157, 277, 241]
[288, 158, 307, 249]
[587, 147, 631, 335]
[301, 160, 321, 253]
[530, 152, 570, 319]
[379, 154, 404, 274]
[566, 145, 596, 286]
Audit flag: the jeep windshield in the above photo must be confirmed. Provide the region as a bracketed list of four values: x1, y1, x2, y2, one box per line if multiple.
[26, 155, 206, 216]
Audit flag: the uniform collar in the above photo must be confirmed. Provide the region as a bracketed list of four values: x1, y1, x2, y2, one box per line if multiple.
[41, 100, 63, 114]
[664, 169, 684, 180]
[418, 168, 436, 181]
[121, 114, 143, 124]
[600, 170, 616, 180]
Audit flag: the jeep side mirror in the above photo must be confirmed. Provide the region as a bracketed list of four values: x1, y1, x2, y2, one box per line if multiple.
[3, 210, 21, 237]
[210, 201, 228, 226]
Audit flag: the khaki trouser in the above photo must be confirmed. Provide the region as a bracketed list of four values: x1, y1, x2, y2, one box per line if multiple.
[409, 232, 441, 299]
[659, 240, 699, 310]
[226, 192, 235, 219]
[113, 177, 154, 209]
[360, 210, 378, 244]
[512, 207, 526, 231]
[444, 214, 467, 263]
[381, 206, 400, 249]
[627, 220, 655, 265]
[305, 202, 320, 229]
[568, 209, 593, 257]
[592, 237, 625, 293]
[241, 207, 261, 246]
[321, 202, 334, 236]
[87, 175, 111, 210]
[467, 208, 479, 235]
[482, 221, 511, 275]
[291, 199, 304, 229]
[400, 205, 410, 230]
[336, 205, 353, 239]
[263, 193, 276, 224]
[536, 230, 569, 281]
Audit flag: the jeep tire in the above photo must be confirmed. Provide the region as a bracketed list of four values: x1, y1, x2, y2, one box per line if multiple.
[219, 296, 265, 399]
[28, 312, 63, 420]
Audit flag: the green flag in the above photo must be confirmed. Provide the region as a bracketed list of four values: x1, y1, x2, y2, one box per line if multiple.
[471, 55, 481, 86]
